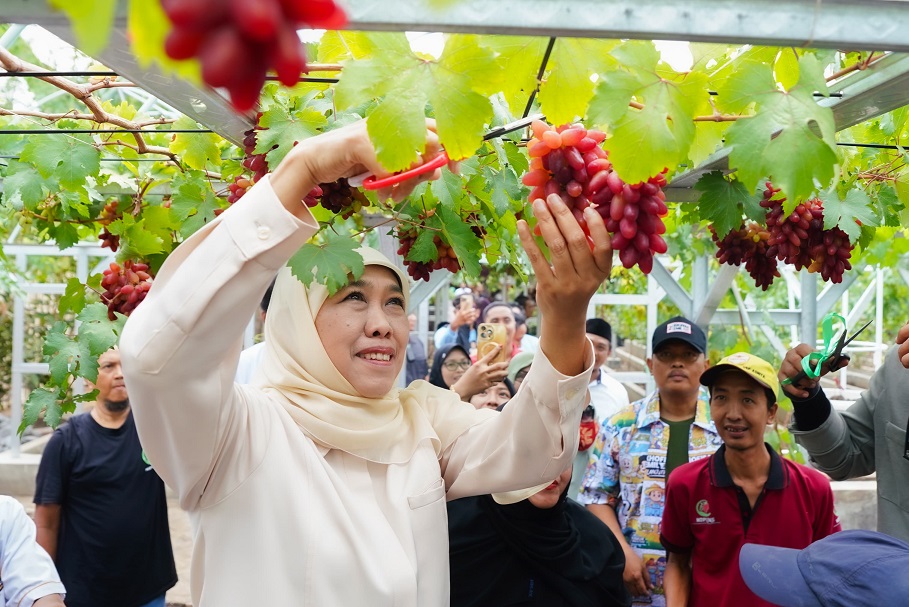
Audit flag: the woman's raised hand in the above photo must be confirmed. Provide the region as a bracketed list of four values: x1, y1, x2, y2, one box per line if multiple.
[518, 195, 613, 376]
[270, 119, 447, 217]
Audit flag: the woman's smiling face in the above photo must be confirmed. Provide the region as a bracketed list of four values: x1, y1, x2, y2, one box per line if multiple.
[314, 266, 409, 398]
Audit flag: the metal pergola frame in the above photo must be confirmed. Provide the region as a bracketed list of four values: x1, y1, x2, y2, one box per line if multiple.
[5, 242, 116, 454]
[2, 1, 909, 432]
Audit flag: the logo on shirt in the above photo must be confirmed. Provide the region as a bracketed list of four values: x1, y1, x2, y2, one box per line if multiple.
[141, 449, 154, 472]
[694, 499, 716, 524]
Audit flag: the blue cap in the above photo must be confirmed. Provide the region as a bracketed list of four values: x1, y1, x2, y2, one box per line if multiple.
[739, 530, 909, 607]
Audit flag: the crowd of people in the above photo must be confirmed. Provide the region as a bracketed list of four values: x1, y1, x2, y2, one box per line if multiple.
[7, 120, 909, 607]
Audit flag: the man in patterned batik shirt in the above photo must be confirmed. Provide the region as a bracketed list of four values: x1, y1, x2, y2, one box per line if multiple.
[578, 317, 722, 606]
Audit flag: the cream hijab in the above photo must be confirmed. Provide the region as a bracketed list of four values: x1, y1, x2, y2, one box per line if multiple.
[258, 247, 489, 464]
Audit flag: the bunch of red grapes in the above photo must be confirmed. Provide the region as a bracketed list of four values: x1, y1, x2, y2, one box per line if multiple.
[161, 0, 346, 111]
[234, 118, 350, 212]
[312, 179, 371, 218]
[396, 226, 460, 282]
[100, 260, 153, 321]
[241, 125, 270, 183]
[710, 222, 780, 290]
[521, 120, 669, 274]
[98, 200, 121, 252]
[713, 182, 855, 287]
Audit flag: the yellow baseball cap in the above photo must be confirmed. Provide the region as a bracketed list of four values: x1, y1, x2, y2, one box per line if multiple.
[699, 352, 780, 401]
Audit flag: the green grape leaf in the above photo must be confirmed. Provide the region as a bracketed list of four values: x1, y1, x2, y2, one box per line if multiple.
[317, 31, 373, 63]
[432, 91, 493, 163]
[477, 36, 548, 114]
[59, 277, 88, 316]
[605, 72, 705, 184]
[77, 303, 127, 358]
[44, 322, 81, 384]
[3, 161, 50, 210]
[367, 89, 430, 171]
[502, 140, 529, 176]
[425, 205, 482, 276]
[430, 170, 465, 211]
[50, 0, 116, 55]
[170, 117, 222, 170]
[408, 229, 440, 263]
[587, 70, 647, 128]
[687, 122, 729, 168]
[256, 106, 327, 168]
[76, 337, 100, 384]
[21, 388, 61, 433]
[694, 171, 751, 238]
[797, 53, 829, 98]
[774, 49, 801, 92]
[120, 219, 166, 258]
[895, 171, 909, 208]
[610, 40, 661, 72]
[726, 87, 837, 203]
[820, 186, 879, 242]
[51, 222, 81, 249]
[438, 35, 502, 97]
[287, 235, 365, 293]
[337, 34, 497, 168]
[713, 59, 775, 114]
[21, 136, 100, 190]
[539, 39, 618, 126]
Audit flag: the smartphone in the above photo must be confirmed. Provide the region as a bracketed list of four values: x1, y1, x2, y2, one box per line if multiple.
[477, 323, 508, 364]
[459, 296, 474, 313]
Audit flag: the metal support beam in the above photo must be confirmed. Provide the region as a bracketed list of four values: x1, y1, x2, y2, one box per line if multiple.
[694, 262, 738, 327]
[816, 271, 860, 318]
[342, 0, 909, 53]
[712, 308, 803, 327]
[800, 270, 818, 345]
[408, 270, 451, 313]
[650, 258, 692, 316]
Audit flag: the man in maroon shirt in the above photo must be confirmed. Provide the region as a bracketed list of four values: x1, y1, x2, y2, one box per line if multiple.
[660, 352, 840, 607]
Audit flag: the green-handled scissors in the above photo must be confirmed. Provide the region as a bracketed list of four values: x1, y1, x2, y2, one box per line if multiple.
[782, 314, 873, 386]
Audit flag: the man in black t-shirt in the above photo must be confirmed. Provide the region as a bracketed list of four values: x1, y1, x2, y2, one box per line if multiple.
[34, 349, 177, 607]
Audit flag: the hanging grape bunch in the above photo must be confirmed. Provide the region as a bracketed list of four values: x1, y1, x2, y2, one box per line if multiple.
[160, 0, 347, 111]
[713, 182, 854, 287]
[521, 120, 669, 274]
[395, 223, 460, 282]
[711, 222, 780, 290]
[101, 261, 154, 321]
[98, 200, 121, 252]
[313, 179, 372, 219]
[228, 116, 342, 211]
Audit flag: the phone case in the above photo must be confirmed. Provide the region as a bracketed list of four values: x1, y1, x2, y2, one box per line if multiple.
[477, 323, 508, 364]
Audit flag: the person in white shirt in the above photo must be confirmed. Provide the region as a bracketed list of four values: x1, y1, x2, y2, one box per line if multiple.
[0, 496, 66, 607]
[119, 119, 615, 606]
[586, 318, 630, 424]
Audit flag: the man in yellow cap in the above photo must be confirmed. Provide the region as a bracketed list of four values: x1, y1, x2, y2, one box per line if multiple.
[659, 352, 841, 607]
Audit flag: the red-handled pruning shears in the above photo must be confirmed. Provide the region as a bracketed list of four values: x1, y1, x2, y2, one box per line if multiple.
[346, 114, 543, 190]
[348, 150, 450, 190]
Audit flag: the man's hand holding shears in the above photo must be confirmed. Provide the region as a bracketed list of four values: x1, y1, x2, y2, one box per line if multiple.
[779, 313, 872, 399]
